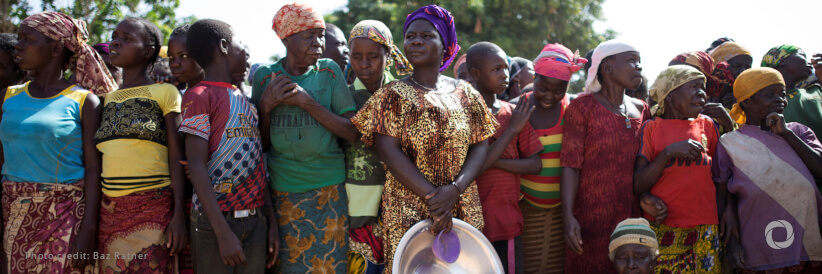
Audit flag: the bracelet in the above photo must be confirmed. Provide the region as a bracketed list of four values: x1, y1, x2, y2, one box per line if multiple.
[451, 181, 462, 195]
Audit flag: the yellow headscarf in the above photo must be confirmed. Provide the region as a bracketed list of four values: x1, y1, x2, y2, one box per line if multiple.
[708, 41, 751, 63]
[649, 65, 706, 116]
[729, 67, 785, 124]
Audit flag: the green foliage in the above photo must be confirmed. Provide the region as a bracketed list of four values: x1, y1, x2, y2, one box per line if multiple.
[1, 0, 196, 45]
[326, 0, 616, 91]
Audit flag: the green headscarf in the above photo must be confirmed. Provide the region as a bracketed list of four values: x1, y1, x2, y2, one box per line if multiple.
[649, 65, 706, 116]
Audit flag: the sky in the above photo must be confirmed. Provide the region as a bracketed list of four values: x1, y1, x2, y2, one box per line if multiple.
[25, 0, 822, 81]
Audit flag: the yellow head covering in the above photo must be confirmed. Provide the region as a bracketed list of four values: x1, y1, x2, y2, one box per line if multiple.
[708, 41, 751, 63]
[729, 67, 785, 124]
[649, 65, 706, 116]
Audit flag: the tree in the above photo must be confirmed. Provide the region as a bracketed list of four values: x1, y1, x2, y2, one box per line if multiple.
[325, 0, 616, 91]
[1, 0, 196, 45]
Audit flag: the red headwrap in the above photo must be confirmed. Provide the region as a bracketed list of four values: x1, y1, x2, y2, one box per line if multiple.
[272, 2, 325, 39]
[533, 43, 587, 81]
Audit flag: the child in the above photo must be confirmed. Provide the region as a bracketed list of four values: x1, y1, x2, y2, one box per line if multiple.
[517, 43, 587, 274]
[467, 41, 543, 274]
[167, 24, 204, 92]
[95, 17, 187, 273]
[181, 19, 278, 273]
[0, 33, 26, 91]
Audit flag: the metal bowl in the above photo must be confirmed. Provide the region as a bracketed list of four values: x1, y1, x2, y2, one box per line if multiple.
[392, 218, 504, 274]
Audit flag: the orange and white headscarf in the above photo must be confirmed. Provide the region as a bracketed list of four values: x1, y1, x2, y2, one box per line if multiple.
[22, 11, 117, 94]
[271, 2, 325, 39]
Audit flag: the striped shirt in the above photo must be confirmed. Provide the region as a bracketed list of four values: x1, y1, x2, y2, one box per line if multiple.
[520, 97, 567, 208]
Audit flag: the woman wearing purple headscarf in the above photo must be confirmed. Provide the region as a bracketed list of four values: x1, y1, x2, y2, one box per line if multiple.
[352, 5, 499, 272]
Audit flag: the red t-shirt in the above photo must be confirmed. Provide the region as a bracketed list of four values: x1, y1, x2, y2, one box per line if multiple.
[476, 101, 543, 242]
[638, 115, 720, 228]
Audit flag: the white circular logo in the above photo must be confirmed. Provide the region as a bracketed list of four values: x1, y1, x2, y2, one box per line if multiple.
[765, 220, 795, 250]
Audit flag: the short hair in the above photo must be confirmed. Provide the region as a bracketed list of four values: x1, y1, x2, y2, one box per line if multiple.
[187, 19, 234, 68]
[170, 24, 191, 40]
[466, 41, 504, 70]
[0, 33, 16, 52]
[121, 17, 163, 71]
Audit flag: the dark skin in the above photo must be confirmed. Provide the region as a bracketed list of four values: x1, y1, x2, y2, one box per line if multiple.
[527, 75, 570, 129]
[109, 19, 188, 255]
[8, 24, 103, 269]
[98, 52, 123, 87]
[259, 28, 357, 152]
[349, 37, 388, 93]
[470, 49, 540, 174]
[456, 63, 471, 82]
[320, 25, 349, 72]
[774, 50, 814, 89]
[562, 51, 644, 255]
[727, 54, 752, 80]
[612, 244, 655, 274]
[0, 50, 24, 90]
[375, 19, 489, 234]
[812, 53, 822, 82]
[167, 35, 204, 88]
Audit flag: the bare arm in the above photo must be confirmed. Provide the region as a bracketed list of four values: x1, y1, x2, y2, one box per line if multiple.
[561, 167, 583, 254]
[299, 100, 357, 142]
[164, 113, 187, 255]
[769, 113, 822, 179]
[452, 140, 490, 191]
[493, 154, 541, 175]
[71, 93, 103, 268]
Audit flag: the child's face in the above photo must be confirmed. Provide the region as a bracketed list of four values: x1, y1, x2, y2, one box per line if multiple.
[167, 36, 203, 85]
[349, 37, 388, 87]
[471, 51, 509, 96]
[223, 32, 248, 77]
[532, 74, 568, 110]
[110, 20, 152, 68]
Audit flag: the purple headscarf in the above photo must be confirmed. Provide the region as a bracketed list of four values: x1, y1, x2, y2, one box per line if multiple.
[92, 43, 109, 55]
[403, 5, 459, 72]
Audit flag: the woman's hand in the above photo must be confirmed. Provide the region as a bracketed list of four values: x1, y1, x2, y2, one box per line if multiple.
[727, 237, 746, 269]
[70, 222, 97, 268]
[812, 53, 822, 82]
[260, 74, 297, 113]
[662, 139, 704, 161]
[509, 95, 536, 133]
[430, 210, 453, 234]
[563, 214, 583, 255]
[425, 185, 460, 221]
[720, 204, 739, 245]
[639, 192, 668, 223]
[765, 112, 789, 136]
[281, 85, 317, 109]
[266, 211, 280, 269]
[702, 103, 734, 133]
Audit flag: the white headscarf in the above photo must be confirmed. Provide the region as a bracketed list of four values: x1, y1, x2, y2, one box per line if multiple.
[584, 39, 638, 94]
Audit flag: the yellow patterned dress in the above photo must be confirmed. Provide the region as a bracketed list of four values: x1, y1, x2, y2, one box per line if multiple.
[351, 79, 498, 273]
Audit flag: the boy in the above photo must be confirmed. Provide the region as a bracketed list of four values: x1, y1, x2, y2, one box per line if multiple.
[466, 42, 543, 274]
[180, 19, 279, 273]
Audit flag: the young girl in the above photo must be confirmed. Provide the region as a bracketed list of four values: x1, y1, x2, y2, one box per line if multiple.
[94, 17, 186, 273]
[167, 25, 204, 93]
[1, 11, 116, 273]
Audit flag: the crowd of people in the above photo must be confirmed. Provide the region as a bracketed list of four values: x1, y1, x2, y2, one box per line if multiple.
[0, 2, 821, 274]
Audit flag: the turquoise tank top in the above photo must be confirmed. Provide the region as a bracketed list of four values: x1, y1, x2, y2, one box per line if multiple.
[0, 82, 90, 184]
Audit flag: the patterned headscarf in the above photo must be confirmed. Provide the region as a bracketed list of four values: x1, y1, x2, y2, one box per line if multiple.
[729, 67, 785, 125]
[533, 43, 588, 82]
[349, 20, 412, 75]
[403, 5, 459, 72]
[453, 53, 467, 76]
[271, 2, 325, 39]
[708, 41, 751, 63]
[584, 39, 638, 93]
[670, 51, 714, 77]
[22, 11, 117, 94]
[649, 65, 706, 116]
[761, 45, 800, 68]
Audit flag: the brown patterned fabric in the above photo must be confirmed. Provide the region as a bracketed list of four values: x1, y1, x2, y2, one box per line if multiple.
[351, 80, 499, 273]
[22, 12, 117, 94]
[520, 201, 565, 274]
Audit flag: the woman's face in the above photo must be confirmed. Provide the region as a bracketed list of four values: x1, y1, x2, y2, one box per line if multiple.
[283, 28, 325, 67]
[741, 84, 787, 121]
[775, 50, 813, 84]
[532, 74, 568, 110]
[727, 54, 752, 79]
[349, 37, 388, 86]
[403, 19, 443, 69]
[14, 25, 58, 71]
[167, 36, 203, 85]
[612, 244, 655, 274]
[665, 78, 706, 119]
[110, 20, 152, 68]
[604, 51, 643, 90]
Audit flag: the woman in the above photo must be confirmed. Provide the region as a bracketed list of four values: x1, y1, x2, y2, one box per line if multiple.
[0, 33, 26, 91]
[761, 45, 822, 138]
[634, 65, 723, 273]
[502, 57, 534, 101]
[708, 41, 753, 109]
[254, 2, 358, 272]
[351, 5, 498, 272]
[716, 67, 822, 273]
[560, 39, 650, 273]
[1, 11, 117, 273]
[344, 19, 411, 274]
[517, 43, 586, 274]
